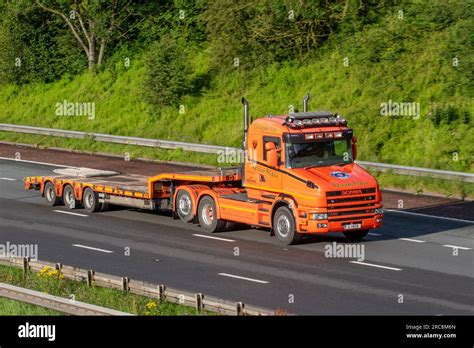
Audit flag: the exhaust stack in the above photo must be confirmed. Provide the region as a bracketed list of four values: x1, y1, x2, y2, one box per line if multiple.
[303, 94, 309, 112]
[242, 97, 249, 148]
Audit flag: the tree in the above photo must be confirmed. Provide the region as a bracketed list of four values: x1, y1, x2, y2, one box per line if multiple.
[143, 35, 192, 108]
[35, 0, 136, 69]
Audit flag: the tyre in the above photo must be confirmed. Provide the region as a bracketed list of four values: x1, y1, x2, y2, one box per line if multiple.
[176, 190, 194, 223]
[197, 196, 226, 233]
[343, 229, 369, 240]
[44, 181, 60, 206]
[273, 206, 301, 245]
[62, 185, 80, 210]
[83, 187, 101, 213]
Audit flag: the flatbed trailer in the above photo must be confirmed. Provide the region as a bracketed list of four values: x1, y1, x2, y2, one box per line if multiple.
[24, 95, 383, 244]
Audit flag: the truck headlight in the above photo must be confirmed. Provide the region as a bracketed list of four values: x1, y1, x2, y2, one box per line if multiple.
[375, 208, 383, 214]
[310, 213, 327, 220]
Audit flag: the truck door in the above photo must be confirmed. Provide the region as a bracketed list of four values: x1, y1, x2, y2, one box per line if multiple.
[258, 136, 282, 194]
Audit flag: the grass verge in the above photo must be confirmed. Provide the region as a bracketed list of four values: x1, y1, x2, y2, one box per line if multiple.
[0, 264, 210, 316]
[373, 171, 474, 199]
[0, 297, 62, 315]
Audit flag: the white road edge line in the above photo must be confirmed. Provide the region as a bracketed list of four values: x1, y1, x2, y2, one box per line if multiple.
[385, 209, 474, 224]
[192, 234, 235, 242]
[54, 210, 89, 217]
[218, 273, 269, 284]
[0, 156, 72, 168]
[368, 232, 382, 236]
[442, 244, 471, 251]
[399, 238, 426, 243]
[0, 177, 17, 181]
[72, 244, 114, 253]
[349, 261, 402, 271]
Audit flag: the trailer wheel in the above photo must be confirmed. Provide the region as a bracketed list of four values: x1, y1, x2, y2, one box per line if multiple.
[197, 196, 226, 233]
[273, 206, 301, 245]
[44, 181, 60, 206]
[83, 188, 100, 213]
[343, 229, 369, 240]
[62, 185, 80, 210]
[176, 190, 194, 223]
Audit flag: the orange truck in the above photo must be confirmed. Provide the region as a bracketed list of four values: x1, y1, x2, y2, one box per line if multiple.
[25, 95, 383, 244]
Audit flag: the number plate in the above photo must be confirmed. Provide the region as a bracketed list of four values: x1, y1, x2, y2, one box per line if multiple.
[343, 222, 362, 230]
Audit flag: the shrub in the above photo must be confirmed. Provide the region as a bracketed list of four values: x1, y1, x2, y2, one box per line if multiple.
[142, 35, 192, 108]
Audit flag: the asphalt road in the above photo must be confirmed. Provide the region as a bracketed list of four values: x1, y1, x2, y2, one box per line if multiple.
[1, 158, 473, 315]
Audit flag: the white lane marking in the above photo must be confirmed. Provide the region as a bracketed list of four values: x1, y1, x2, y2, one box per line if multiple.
[192, 234, 235, 242]
[349, 261, 402, 271]
[399, 238, 426, 243]
[385, 209, 474, 224]
[368, 232, 382, 236]
[218, 273, 269, 284]
[54, 210, 88, 217]
[0, 157, 71, 168]
[0, 177, 17, 181]
[442, 244, 471, 251]
[72, 244, 114, 253]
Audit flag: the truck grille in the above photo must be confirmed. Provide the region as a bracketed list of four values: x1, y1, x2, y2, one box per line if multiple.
[326, 188, 377, 221]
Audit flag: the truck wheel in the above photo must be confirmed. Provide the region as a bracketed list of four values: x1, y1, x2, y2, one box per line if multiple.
[273, 206, 301, 245]
[83, 188, 100, 213]
[62, 185, 80, 210]
[44, 181, 60, 206]
[197, 196, 226, 233]
[176, 190, 194, 223]
[343, 229, 369, 240]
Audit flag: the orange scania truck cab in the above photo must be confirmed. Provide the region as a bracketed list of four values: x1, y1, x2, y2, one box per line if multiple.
[237, 95, 383, 244]
[25, 94, 383, 245]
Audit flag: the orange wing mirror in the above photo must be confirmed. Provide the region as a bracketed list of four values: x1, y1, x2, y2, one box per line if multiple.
[265, 142, 279, 167]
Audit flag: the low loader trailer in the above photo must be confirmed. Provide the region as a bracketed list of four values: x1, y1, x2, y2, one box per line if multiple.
[25, 95, 383, 245]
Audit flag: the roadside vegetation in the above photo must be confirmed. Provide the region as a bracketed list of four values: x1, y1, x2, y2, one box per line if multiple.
[0, 265, 207, 316]
[0, 1, 472, 195]
[0, 297, 62, 315]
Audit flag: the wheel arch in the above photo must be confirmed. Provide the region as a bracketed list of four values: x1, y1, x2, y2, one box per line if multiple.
[271, 195, 298, 229]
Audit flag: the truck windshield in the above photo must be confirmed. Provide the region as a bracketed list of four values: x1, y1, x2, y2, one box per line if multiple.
[286, 139, 353, 168]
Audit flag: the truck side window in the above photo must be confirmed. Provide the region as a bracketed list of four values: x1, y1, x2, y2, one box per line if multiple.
[263, 136, 281, 161]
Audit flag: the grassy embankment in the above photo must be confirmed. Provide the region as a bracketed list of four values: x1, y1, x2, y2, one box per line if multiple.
[0, 264, 208, 315]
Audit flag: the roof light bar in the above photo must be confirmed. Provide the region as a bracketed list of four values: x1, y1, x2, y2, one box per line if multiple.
[284, 111, 347, 128]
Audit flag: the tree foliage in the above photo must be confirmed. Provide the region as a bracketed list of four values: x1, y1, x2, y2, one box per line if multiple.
[0, 1, 85, 84]
[201, 0, 394, 71]
[142, 35, 192, 108]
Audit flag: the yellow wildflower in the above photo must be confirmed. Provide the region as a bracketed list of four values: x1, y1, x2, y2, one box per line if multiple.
[146, 301, 157, 310]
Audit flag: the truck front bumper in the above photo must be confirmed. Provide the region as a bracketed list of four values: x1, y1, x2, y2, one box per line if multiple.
[299, 214, 383, 234]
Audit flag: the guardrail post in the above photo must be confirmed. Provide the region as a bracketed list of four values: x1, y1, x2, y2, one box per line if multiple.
[195, 293, 204, 312]
[236, 302, 245, 316]
[122, 277, 130, 292]
[55, 262, 62, 276]
[87, 270, 94, 286]
[158, 285, 166, 301]
[22, 257, 30, 274]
